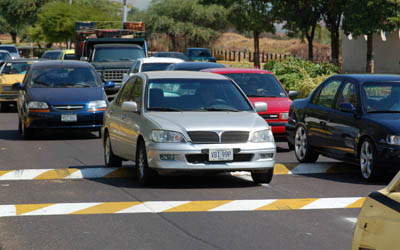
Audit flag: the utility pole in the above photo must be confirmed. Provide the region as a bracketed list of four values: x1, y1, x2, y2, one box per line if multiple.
[123, 0, 128, 23]
[67, 0, 72, 49]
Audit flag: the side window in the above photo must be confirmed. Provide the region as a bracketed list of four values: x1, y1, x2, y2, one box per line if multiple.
[315, 79, 341, 108]
[129, 77, 143, 110]
[116, 79, 135, 106]
[335, 81, 358, 109]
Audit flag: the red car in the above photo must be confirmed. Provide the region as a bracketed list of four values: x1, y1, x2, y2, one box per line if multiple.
[202, 68, 298, 142]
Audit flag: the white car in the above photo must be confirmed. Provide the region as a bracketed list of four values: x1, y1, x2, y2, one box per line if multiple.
[0, 45, 20, 59]
[102, 71, 276, 185]
[122, 57, 184, 85]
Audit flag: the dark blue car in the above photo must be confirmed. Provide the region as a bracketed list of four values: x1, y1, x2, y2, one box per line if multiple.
[286, 74, 400, 181]
[184, 48, 216, 62]
[13, 60, 114, 139]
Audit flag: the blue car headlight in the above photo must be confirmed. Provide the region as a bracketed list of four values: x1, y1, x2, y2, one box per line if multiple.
[88, 100, 107, 112]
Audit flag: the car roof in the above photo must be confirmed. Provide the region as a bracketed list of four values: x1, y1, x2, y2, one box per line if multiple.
[0, 45, 17, 48]
[30, 60, 93, 69]
[170, 62, 224, 69]
[337, 74, 400, 83]
[64, 49, 75, 54]
[143, 71, 229, 80]
[202, 67, 274, 74]
[143, 57, 184, 63]
[3, 58, 43, 63]
[154, 51, 184, 55]
[44, 50, 63, 53]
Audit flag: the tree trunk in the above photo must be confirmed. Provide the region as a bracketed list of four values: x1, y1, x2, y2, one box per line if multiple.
[169, 34, 176, 51]
[253, 30, 260, 68]
[10, 31, 17, 44]
[306, 36, 313, 61]
[366, 33, 374, 73]
[330, 28, 340, 66]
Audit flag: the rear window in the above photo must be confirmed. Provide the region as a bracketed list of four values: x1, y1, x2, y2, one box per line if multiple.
[0, 46, 17, 53]
[186, 49, 212, 57]
[42, 51, 62, 60]
[142, 63, 173, 72]
[224, 73, 287, 98]
[64, 54, 77, 60]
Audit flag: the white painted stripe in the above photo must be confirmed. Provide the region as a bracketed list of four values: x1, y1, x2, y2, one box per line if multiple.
[290, 163, 333, 175]
[210, 199, 277, 211]
[22, 203, 99, 216]
[344, 217, 358, 224]
[117, 201, 189, 214]
[301, 197, 362, 210]
[0, 205, 16, 217]
[0, 169, 50, 180]
[65, 168, 116, 179]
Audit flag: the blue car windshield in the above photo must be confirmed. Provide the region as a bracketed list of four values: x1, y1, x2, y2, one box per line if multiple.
[187, 49, 212, 57]
[363, 82, 400, 112]
[224, 73, 287, 98]
[93, 47, 145, 62]
[146, 78, 253, 112]
[30, 67, 99, 88]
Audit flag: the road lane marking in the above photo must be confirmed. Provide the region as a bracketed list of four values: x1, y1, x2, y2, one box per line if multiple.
[0, 163, 357, 181]
[0, 197, 364, 217]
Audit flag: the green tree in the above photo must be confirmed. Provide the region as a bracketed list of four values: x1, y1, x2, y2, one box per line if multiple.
[0, 0, 49, 43]
[321, 0, 346, 66]
[272, 0, 323, 61]
[342, 0, 400, 73]
[142, 0, 228, 51]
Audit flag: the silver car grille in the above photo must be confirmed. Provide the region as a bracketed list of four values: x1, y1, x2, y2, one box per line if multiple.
[101, 69, 128, 82]
[53, 105, 84, 111]
[187, 131, 249, 144]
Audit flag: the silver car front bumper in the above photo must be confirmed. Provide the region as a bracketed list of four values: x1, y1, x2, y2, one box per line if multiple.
[146, 141, 276, 173]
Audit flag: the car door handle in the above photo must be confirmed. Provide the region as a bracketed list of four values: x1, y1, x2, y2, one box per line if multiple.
[320, 121, 326, 126]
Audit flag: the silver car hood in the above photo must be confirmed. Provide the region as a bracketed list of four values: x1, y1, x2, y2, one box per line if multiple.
[145, 111, 269, 133]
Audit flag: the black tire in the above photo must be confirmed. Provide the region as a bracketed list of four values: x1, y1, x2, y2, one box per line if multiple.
[1, 103, 9, 112]
[359, 138, 380, 181]
[251, 169, 273, 184]
[21, 119, 34, 139]
[136, 140, 157, 185]
[18, 118, 22, 134]
[288, 141, 295, 151]
[104, 132, 122, 168]
[294, 125, 319, 163]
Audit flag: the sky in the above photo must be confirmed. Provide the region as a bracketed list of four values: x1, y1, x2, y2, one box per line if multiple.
[127, 0, 151, 10]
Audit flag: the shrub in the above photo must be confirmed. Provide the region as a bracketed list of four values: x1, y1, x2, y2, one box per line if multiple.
[264, 58, 339, 98]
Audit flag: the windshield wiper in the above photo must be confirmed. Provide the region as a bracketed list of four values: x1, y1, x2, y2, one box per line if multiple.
[148, 107, 182, 111]
[247, 94, 277, 97]
[204, 107, 239, 112]
[32, 81, 51, 87]
[119, 58, 134, 61]
[367, 110, 400, 113]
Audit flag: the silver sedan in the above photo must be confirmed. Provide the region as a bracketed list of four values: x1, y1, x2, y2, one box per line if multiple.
[102, 71, 276, 184]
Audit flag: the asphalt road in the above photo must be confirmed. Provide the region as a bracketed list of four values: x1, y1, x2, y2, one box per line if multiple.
[0, 109, 390, 250]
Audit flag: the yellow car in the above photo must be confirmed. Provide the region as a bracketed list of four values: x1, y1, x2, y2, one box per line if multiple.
[352, 170, 400, 250]
[0, 59, 40, 112]
[41, 49, 76, 60]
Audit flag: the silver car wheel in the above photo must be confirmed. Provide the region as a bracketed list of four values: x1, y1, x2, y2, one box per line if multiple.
[360, 141, 373, 179]
[137, 148, 145, 179]
[105, 136, 111, 165]
[295, 126, 307, 160]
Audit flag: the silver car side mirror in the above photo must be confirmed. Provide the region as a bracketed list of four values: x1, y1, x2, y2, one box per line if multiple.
[254, 102, 267, 113]
[121, 101, 138, 112]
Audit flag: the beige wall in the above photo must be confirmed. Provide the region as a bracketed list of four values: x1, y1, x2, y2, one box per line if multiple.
[342, 32, 400, 73]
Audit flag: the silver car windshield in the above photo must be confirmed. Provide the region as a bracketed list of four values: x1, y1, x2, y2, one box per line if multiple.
[146, 78, 253, 112]
[29, 67, 99, 88]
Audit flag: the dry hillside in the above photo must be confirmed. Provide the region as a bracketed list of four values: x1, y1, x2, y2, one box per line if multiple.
[213, 32, 331, 60]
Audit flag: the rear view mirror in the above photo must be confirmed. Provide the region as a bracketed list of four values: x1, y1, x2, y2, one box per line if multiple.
[339, 103, 356, 113]
[121, 101, 138, 112]
[12, 82, 23, 90]
[288, 91, 298, 98]
[254, 102, 268, 113]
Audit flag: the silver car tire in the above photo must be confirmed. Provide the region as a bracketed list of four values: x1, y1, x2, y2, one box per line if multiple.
[251, 169, 273, 184]
[104, 133, 122, 168]
[136, 141, 156, 185]
[359, 138, 379, 181]
[294, 125, 319, 163]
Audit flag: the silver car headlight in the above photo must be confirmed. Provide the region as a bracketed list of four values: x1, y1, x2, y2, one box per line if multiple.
[386, 135, 400, 145]
[152, 130, 186, 143]
[88, 100, 107, 111]
[28, 101, 49, 109]
[252, 129, 274, 143]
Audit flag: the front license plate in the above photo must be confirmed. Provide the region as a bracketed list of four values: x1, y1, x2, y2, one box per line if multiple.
[209, 149, 233, 161]
[61, 114, 77, 122]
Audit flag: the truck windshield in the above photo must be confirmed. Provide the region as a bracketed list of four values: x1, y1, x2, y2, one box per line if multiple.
[93, 47, 145, 62]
